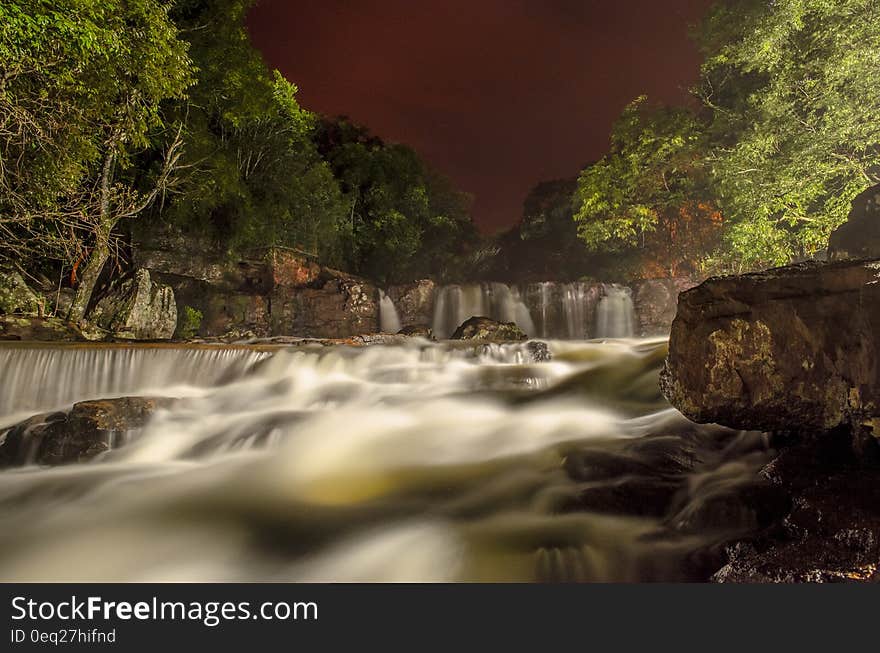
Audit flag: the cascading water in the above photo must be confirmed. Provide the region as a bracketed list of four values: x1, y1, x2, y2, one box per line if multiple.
[0, 339, 771, 582]
[594, 284, 636, 338]
[433, 281, 603, 340]
[378, 290, 402, 334]
[0, 345, 269, 427]
[431, 283, 535, 339]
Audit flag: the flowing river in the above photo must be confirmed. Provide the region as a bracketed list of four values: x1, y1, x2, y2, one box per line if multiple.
[0, 339, 772, 582]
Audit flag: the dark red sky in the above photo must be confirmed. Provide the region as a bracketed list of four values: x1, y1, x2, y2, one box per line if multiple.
[247, 0, 714, 233]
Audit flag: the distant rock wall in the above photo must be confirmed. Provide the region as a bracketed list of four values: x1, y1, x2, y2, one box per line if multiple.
[631, 277, 698, 337]
[386, 279, 435, 329]
[133, 230, 379, 338]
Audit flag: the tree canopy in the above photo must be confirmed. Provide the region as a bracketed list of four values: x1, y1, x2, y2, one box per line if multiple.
[572, 0, 880, 274]
[0, 0, 479, 324]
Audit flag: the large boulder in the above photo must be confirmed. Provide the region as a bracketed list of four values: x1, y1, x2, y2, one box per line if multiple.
[0, 268, 42, 315]
[92, 269, 177, 340]
[0, 397, 173, 467]
[828, 184, 880, 260]
[661, 260, 880, 435]
[451, 316, 528, 341]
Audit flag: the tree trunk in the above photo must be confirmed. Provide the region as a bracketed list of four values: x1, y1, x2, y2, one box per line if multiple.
[67, 240, 110, 323]
[68, 148, 116, 325]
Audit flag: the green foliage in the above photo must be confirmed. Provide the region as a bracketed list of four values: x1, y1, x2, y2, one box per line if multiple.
[0, 0, 193, 262]
[698, 0, 880, 267]
[155, 2, 477, 281]
[177, 305, 203, 339]
[573, 0, 880, 273]
[317, 118, 477, 283]
[158, 0, 348, 264]
[574, 98, 706, 251]
[571, 99, 720, 277]
[0, 0, 478, 288]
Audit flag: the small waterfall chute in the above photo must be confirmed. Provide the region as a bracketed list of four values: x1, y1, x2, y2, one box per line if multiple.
[431, 283, 533, 339]
[594, 284, 635, 338]
[378, 290, 402, 334]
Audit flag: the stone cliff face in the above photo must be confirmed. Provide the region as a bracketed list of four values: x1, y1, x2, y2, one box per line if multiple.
[631, 277, 698, 337]
[129, 228, 693, 340]
[386, 279, 436, 329]
[134, 230, 379, 339]
[661, 259, 880, 435]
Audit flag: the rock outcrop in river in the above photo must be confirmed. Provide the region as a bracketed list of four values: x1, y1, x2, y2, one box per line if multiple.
[661, 259, 880, 438]
[0, 397, 173, 467]
[450, 316, 528, 341]
[662, 258, 880, 582]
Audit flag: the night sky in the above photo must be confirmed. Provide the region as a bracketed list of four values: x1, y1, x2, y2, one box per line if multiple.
[247, 0, 714, 233]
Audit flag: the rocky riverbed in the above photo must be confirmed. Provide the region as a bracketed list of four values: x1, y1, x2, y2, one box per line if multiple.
[662, 258, 880, 582]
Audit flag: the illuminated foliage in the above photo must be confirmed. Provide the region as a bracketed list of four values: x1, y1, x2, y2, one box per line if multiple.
[699, 0, 880, 267]
[573, 98, 717, 275]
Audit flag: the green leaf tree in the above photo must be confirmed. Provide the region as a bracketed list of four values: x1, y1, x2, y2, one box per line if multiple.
[698, 0, 880, 267]
[0, 0, 194, 321]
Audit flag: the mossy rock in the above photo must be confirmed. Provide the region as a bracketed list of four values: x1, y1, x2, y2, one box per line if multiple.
[0, 268, 42, 315]
[450, 316, 528, 341]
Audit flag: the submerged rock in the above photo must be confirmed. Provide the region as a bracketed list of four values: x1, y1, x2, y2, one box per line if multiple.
[0, 397, 174, 467]
[450, 316, 528, 341]
[92, 269, 177, 340]
[661, 259, 880, 435]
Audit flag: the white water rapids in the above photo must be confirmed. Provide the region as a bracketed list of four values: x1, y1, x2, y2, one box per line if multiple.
[0, 340, 771, 582]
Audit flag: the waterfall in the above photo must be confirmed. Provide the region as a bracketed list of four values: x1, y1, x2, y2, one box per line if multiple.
[378, 290, 401, 334]
[431, 283, 535, 339]
[594, 284, 635, 338]
[433, 282, 601, 339]
[561, 283, 592, 339]
[0, 345, 269, 426]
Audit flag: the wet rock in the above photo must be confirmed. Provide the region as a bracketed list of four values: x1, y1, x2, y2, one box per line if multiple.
[92, 269, 177, 340]
[267, 248, 322, 289]
[828, 184, 880, 261]
[570, 475, 682, 517]
[0, 397, 174, 467]
[0, 268, 42, 315]
[661, 259, 880, 434]
[133, 225, 256, 289]
[397, 324, 435, 339]
[451, 316, 528, 341]
[712, 437, 880, 583]
[0, 315, 94, 341]
[526, 341, 552, 362]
